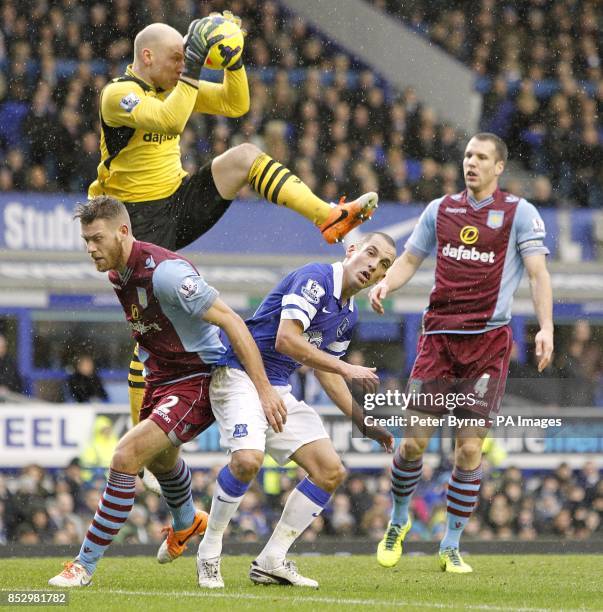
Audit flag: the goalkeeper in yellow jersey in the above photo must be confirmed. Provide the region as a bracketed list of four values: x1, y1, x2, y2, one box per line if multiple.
[89, 14, 378, 491]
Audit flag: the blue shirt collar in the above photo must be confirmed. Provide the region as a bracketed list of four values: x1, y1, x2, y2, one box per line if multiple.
[331, 262, 354, 311]
[466, 189, 496, 210]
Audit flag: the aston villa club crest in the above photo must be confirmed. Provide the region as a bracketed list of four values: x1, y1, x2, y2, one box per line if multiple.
[486, 210, 504, 229]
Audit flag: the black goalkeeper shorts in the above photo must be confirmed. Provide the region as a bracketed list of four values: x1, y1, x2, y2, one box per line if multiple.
[123, 162, 233, 251]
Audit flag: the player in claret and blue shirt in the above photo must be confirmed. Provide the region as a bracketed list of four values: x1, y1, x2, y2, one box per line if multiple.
[196, 232, 397, 589]
[49, 196, 284, 588]
[370, 133, 554, 574]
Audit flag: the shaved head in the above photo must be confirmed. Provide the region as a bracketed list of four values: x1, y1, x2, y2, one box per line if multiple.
[134, 23, 183, 60]
[131, 22, 185, 90]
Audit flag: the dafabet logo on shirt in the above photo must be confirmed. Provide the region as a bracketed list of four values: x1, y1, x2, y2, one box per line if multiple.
[441, 243, 495, 264]
[459, 225, 479, 245]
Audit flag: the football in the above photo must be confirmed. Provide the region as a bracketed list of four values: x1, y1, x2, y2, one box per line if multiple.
[203, 17, 244, 70]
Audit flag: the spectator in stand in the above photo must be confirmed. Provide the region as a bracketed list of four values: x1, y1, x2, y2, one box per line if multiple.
[66, 355, 108, 403]
[0, 333, 24, 396]
[556, 320, 600, 407]
[58, 458, 86, 513]
[531, 176, 558, 208]
[331, 493, 356, 535]
[79, 416, 118, 481]
[578, 461, 600, 502]
[0, 78, 29, 150]
[16, 523, 40, 545]
[345, 476, 373, 534]
[4, 149, 26, 190]
[3, 465, 53, 541]
[31, 507, 57, 542]
[413, 158, 443, 202]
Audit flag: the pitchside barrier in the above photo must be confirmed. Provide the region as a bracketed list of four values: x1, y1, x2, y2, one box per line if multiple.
[1, 403, 602, 470]
[1, 540, 602, 558]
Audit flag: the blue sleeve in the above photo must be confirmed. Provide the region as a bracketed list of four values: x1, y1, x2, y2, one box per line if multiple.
[405, 197, 443, 257]
[280, 267, 330, 332]
[515, 199, 549, 257]
[152, 259, 218, 318]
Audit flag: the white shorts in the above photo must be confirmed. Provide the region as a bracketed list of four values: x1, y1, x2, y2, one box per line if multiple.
[209, 366, 329, 466]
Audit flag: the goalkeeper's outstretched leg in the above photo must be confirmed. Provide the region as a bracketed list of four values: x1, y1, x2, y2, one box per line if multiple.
[211, 143, 378, 244]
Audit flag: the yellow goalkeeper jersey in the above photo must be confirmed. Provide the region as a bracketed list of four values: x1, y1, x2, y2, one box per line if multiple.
[88, 65, 249, 203]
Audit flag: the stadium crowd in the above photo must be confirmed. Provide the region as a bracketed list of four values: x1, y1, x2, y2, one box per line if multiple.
[369, 0, 603, 207]
[2, 0, 599, 207]
[1, 459, 601, 546]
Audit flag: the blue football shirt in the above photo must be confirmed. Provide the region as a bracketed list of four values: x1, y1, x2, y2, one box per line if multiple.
[222, 262, 358, 385]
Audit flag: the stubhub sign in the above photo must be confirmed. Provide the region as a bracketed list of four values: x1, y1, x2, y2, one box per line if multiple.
[0, 406, 95, 467]
[0, 192, 569, 258]
[3, 201, 84, 250]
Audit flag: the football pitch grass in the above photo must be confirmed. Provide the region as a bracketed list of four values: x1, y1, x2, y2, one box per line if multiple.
[1, 555, 601, 611]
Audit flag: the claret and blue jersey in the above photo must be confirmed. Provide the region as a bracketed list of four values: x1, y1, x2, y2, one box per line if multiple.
[108, 241, 226, 385]
[222, 262, 358, 385]
[406, 189, 549, 333]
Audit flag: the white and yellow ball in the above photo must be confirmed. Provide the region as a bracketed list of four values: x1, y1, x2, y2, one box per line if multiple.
[203, 17, 244, 70]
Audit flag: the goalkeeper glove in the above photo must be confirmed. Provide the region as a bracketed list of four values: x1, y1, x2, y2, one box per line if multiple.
[208, 10, 246, 71]
[182, 18, 224, 80]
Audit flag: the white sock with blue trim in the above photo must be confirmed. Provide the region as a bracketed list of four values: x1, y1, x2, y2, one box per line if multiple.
[197, 465, 250, 559]
[256, 477, 331, 569]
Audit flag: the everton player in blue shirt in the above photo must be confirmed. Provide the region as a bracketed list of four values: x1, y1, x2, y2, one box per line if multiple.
[197, 232, 397, 589]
